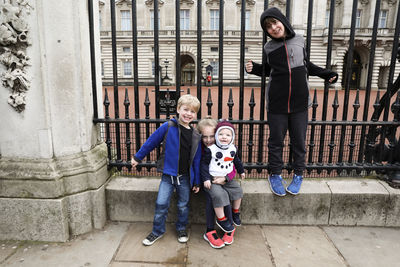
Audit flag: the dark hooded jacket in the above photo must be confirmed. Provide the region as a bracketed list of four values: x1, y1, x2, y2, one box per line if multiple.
[249, 7, 338, 114]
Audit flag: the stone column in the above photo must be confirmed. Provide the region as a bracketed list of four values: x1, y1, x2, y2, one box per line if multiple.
[0, 0, 108, 241]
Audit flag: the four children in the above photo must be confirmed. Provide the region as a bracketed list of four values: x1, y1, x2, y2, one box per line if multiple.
[131, 6, 339, 247]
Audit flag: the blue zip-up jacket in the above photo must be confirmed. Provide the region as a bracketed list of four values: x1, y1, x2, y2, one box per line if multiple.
[133, 117, 202, 187]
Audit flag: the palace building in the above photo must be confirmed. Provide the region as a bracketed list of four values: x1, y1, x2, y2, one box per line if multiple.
[99, 0, 399, 90]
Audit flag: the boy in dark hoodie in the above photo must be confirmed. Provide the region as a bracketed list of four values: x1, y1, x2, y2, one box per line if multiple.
[245, 7, 338, 196]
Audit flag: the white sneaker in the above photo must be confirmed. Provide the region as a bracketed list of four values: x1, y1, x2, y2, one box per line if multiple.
[177, 230, 189, 243]
[142, 232, 163, 246]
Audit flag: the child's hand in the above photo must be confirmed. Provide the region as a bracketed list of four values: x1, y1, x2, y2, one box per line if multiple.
[204, 180, 211, 189]
[245, 60, 253, 73]
[240, 173, 245, 180]
[212, 177, 226, 185]
[327, 73, 338, 84]
[131, 158, 139, 167]
[192, 186, 200, 193]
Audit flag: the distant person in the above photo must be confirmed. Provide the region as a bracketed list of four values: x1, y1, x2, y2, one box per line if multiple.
[246, 7, 338, 196]
[131, 94, 202, 245]
[201, 120, 245, 241]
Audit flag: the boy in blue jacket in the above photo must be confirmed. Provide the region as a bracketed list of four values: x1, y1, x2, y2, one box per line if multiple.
[131, 94, 202, 246]
[246, 7, 338, 196]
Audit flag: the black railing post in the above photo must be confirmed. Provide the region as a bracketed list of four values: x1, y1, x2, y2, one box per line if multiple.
[104, 89, 112, 166]
[217, 0, 224, 118]
[227, 88, 234, 121]
[154, 0, 160, 119]
[207, 88, 213, 116]
[358, 0, 380, 165]
[308, 89, 318, 165]
[175, 0, 181, 99]
[247, 88, 256, 165]
[238, 0, 246, 158]
[124, 89, 132, 170]
[196, 0, 202, 118]
[328, 90, 339, 173]
[338, 0, 358, 166]
[131, 0, 141, 156]
[88, 0, 98, 120]
[348, 90, 360, 167]
[318, 0, 335, 165]
[257, 0, 269, 170]
[110, 0, 122, 166]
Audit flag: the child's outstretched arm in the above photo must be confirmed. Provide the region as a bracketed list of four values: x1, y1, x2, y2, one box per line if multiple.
[131, 121, 169, 165]
[245, 58, 271, 77]
[306, 60, 338, 84]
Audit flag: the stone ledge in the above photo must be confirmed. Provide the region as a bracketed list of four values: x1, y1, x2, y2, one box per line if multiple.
[106, 177, 400, 227]
[0, 143, 109, 198]
[0, 184, 107, 242]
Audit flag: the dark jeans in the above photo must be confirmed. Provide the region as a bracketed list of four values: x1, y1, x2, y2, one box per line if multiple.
[205, 190, 232, 232]
[267, 110, 308, 176]
[152, 174, 190, 236]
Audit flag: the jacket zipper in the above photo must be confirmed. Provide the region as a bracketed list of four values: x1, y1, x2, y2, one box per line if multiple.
[284, 41, 292, 113]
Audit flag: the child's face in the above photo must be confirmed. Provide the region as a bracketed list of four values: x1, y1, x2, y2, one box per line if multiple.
[177, 104, 196, 126]
[201, 126, 215, 147]
[265, 18, 285, 39]
[218, 128, 233, 145]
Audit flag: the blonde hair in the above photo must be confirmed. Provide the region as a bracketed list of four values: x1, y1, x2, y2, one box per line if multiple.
[177, 94, 201, 113]
[197, 116, 218, 134]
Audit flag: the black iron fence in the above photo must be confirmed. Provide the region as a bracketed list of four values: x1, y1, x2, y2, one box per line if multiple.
[90, 0, 400, 183]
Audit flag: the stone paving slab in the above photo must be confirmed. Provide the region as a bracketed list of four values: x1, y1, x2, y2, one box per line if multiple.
[187, 224, 273, 267]
[261, 226, 347, 267]
[323, 226, 400, 267]
[114, 223, 187, 265]
[0, 222, 129, 267]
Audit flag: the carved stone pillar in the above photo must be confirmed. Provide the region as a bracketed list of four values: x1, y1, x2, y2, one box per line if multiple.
[0, 1, 107, 241]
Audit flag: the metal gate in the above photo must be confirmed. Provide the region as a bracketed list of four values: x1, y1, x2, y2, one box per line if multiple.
[89, 0, 400, 183]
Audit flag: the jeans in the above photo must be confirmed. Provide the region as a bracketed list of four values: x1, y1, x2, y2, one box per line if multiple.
[152, 174, 190, 236]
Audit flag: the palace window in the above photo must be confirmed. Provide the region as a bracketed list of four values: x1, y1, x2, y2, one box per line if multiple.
[356, 9, 361, 28]
[121, 10, 131, 31]
[379, 10, 388, 28]
[181, 10, 190, 30]
[150, 10, 161, 30]
[210, 10, 219, 30]
[123, 60, 132, 77]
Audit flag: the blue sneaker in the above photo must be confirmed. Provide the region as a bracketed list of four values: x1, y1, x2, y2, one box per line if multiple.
[216, 219, 235, 233]
[268, 174, 286, 196]
[286, 175, 303, 195]
[232, 212, 241, 226]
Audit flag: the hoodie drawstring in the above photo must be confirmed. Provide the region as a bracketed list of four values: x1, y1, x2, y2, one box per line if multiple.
[170, 175, 182, 185]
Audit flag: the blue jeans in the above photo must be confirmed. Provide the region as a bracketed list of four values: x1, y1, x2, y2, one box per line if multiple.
[152, 174, 190, 236]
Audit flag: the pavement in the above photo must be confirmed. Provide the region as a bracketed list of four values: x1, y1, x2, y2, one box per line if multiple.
[1, 221, 400, 267]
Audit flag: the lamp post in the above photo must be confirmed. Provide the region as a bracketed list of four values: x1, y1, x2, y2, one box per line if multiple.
[163, 59, 170, 81]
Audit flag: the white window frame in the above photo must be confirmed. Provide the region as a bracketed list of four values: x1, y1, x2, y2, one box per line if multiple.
[121, 10, 131, 31]
[356, 9, 361, 28]
[150, 10, 161, 30]
[245, 10, 250, 31]
[325, 10, 330, 28]
[210, 61, 219, 78]
[379, 10, 388, 28]
[210, 10, 219, 30]
[123, 60, 132, 77]
[180, 10, 190, 30]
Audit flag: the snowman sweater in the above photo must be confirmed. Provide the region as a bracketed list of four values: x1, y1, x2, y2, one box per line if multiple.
[201, 144, 244, 182]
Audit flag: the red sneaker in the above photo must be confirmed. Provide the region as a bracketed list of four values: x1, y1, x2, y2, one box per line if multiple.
[203, 230, 225, 249]
[222, 227, 235, 245]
